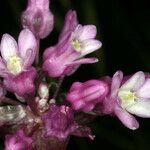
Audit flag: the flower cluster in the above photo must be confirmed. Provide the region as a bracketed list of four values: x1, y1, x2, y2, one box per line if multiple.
[0, 0, 149, 150]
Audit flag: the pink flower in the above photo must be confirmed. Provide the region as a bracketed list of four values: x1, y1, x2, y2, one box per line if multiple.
[21, 0, 54, 39]
[98, 71, 150, 130]
[43, 10, 102, 77]
[5, 129, 33, 150]
[67, 80, 109, 112]
[0, 29, 37, 96]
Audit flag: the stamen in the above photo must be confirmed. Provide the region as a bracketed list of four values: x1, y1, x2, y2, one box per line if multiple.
[72, 39, 81, 52]
[7, 56, 23, 75]
[118, 90, 137, 108]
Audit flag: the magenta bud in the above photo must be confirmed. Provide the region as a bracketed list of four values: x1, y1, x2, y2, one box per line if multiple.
[21, 0, 54, 39]
[5, 129, 33, 150]
[66, 80, 109, 112]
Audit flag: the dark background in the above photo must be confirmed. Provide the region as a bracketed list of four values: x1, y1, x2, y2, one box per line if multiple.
[0, 0, 150, 150]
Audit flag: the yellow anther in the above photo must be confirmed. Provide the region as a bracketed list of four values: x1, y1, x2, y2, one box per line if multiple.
[72, 39, 82, 52]
[7, 56, 23, 75]
[118, 90, 137, 108]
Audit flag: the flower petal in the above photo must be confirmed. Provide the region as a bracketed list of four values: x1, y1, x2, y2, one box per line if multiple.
[80, 39, 102, 57]
[74, 25, 97, 41]
[111, 71, 123, 98]
[4, 67, 36, 96]
[120, 71, 145, 92]
[59, 10, 78, 41]
[115, 107, 139, 130]
[67, 58, 98, 66]
[43, 46, 56, 60]
[136, 79, 150, 99]
[23, 49, 36, 67]
[0, 57, 8, 77]
[0, 34, 18, 62]
[126, 99, 150, 118]
[28, 0, 50, 10]
[18, 29, 37, 63]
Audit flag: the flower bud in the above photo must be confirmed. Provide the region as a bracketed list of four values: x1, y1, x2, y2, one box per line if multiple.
[67, 80, 109, 112]
[38, 82, 49, 99]
[5, 129, 33, 150]
[21, 0, 54, 39]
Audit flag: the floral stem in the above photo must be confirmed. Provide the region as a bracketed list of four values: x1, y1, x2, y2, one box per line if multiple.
[0, 97, 23, 105]
[35, 39, 40, 66]
[52, 76, 64, 100]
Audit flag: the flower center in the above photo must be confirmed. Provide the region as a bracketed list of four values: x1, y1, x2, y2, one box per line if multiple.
[7, 56, 23, 75]
[118, 90, 137, 108]
[72, 39, 82, 52]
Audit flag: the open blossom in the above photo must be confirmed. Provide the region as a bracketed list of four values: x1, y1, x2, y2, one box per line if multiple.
[0, 29, 37, 96]
[5, 129, 33, 150]
[67, 80, 109, 112]
[97, 71, 150, 130]
[21, 0, 54, 39]
[43, 10, 102, 77]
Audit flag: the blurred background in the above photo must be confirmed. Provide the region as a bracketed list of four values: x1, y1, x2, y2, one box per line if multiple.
[0, 0, 150, 149]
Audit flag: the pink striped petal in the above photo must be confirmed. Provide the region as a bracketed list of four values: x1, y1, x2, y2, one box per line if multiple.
[0, 57, 8, 77]
[111, 71, 123, 98]
[115, 107, 139, 130]
[59, 10, 78, 41]
[67, 58, 98, 66]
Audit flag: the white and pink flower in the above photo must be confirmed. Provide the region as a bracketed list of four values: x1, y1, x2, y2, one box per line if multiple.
[0, 29, 37, 96]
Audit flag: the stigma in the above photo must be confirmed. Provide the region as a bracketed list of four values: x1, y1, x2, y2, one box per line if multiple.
[7, 56, 23, 75]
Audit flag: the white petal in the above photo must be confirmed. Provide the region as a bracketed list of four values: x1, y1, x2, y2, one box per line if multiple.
[0, 34, 18, 62]
[136, 79, 150, 99]
[127, 99, 150, 118]
[120, 71, 145, 92]
[81, 39, 102, 57]
[18, 29, 37, 61]
[76, 25, 97, 41]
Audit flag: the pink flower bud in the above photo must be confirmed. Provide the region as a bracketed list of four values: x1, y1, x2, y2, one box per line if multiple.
[5, 129, 33, 150]
[66, 80, 109, 112]
[21, 0, 54, 39]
